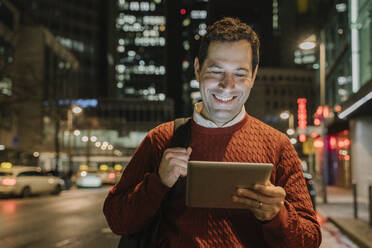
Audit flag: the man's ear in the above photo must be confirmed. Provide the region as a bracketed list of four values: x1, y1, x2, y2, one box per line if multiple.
[194, 57, 200, 82]
[249, 65, 258, 88]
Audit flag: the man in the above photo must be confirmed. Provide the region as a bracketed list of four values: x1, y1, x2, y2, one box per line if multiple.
[104, 17, 321, 247]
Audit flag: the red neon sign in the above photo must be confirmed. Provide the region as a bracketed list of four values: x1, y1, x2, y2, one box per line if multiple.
[297, 98, 307, 129]
[299, 134, 306, 143]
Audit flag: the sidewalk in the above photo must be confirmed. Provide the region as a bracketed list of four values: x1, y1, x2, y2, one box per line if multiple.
[317, 186, 372, 248]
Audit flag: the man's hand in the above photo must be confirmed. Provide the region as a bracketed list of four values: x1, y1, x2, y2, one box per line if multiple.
[158, 147, 192, 188]
[232, 181, 286, 222]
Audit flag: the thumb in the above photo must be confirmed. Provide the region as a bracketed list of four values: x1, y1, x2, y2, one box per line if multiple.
[186, 147, 192, 156]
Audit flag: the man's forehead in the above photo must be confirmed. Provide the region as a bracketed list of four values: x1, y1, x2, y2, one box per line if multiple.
[208, 40, 252, 50]
[203, 40, 253, 68]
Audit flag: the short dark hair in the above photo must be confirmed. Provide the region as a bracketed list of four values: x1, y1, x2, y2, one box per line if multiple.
[198, 17, 260, 72]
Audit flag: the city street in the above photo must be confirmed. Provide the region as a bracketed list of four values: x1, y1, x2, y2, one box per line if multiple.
[318, 214, 358, 248]
[0, 187, 120, 248]
[1, 0, 372, 247]
[0, 187, 358, 248]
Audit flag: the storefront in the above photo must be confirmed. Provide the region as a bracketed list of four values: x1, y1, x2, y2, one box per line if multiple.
[326, 130, 351, 187]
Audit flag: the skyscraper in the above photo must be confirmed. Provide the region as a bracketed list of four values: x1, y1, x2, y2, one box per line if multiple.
[11, 0, 108, 99]
[108, 0, 167, 101]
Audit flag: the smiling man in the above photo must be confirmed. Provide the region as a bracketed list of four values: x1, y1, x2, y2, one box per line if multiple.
[104, 17, 321, 247]
[195, 39, 257, 127]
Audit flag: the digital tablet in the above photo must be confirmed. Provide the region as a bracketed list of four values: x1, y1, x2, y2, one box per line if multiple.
[186, 160, 273, 209]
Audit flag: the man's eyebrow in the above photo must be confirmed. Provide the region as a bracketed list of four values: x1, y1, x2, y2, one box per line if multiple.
[235, 67, 250, 73]
[206, 64, 223, 69]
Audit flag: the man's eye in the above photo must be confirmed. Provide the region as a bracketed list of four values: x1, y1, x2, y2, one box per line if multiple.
[235, 73, 247, 78]
[210, 71, 223, 74]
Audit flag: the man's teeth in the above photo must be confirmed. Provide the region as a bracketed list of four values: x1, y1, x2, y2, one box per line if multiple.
[214, 95, 234, 102]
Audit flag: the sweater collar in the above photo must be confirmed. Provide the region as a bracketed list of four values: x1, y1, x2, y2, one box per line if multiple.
[193, 102, 247, 128]
[191, 113, 250, 135]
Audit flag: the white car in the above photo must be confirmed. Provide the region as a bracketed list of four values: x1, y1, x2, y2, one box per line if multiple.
[0, 166, 64, 197]
[76, 170, 102, 188]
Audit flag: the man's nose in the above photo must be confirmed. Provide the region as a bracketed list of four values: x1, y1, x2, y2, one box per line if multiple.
[220, 73, 235, 89]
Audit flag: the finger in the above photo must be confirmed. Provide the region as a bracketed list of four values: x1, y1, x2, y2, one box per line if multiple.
[186, 147, 192, 156]
[165, 147, 191, 155]
[169, 158, 188, 169]
[236, 188, 257, 200]
[236, 188, 283, 205]
[253, 184, 286, 198]
[178, 166, 187, 177]
[164, 147, 192, 156]
[165, 152, 191, 163]
[232, 195, 267, 210]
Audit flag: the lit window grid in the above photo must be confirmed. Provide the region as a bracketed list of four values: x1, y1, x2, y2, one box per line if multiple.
[179, 3, 208, 107]
[272, 0, 279, 30]
[115, 1, 167, 98]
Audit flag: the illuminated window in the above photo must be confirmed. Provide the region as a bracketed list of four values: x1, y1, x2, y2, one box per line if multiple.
[190, 10, 207, 19]
[140, 2, 150, 11]
[190, 80, 199, 89]
[183, 40, 190, 50]
[128, 50, 136, 57]
[143, 16, 165, 25]
[117, 46, 125, 52]
[134, 37, 165, 46]
[272, 0, 279, 30]
[116, 64, 126, 73]
[130, 2, 140, 11]
[0, 77, 12, 96]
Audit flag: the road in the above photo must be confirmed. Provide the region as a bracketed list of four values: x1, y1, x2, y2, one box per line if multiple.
[0, 187, 358, 248]
[0, 187, 119, 248]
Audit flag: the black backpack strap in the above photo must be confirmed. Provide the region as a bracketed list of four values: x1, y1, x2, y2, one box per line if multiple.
[148, 118, 192, 246]
[169, 117, 191, 148]
[118, 118, 192, 248]
[168, 117, 191, 196]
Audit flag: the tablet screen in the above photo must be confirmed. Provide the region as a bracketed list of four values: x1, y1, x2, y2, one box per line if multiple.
[186, 161, 273, 209]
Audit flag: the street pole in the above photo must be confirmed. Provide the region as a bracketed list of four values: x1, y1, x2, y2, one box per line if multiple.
[320, 30, 328, 204]
[289, 113, 294, 131]
[67, 109, 73, 175]
[86, 130, 91, 166]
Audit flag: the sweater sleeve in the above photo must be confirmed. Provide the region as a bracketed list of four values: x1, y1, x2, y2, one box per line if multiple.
[261, 135, 322, 248]
[103, 130, 171, 235]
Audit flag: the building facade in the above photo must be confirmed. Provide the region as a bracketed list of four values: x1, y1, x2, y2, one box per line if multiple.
[336, 0, 372, 199]
[318, 0, 372, 201]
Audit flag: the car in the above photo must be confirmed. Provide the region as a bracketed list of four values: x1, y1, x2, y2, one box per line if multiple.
[0, 164, 64, 197]
[97, 164, 122, 185]
[75, 168, 102, 188]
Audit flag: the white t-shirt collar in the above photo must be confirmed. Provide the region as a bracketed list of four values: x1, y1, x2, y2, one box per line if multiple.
[192, 102, 246, 128]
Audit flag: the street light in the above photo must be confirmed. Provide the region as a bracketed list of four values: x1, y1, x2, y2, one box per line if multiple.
[72, 105, 82, 114]
[299, 34, 316, 50]
[299, 31, 328, 203]
[290, 138, 298, 145]
[67, 105, 83, 175]
[280, 111, 295, 136]
[73, 129, 80, 136]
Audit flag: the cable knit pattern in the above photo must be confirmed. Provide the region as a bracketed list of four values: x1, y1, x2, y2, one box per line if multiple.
[103, 114, 321, 248]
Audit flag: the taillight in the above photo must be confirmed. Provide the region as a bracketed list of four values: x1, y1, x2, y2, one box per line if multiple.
[108, 173, 115, 179]
[2, 178, 17, 186]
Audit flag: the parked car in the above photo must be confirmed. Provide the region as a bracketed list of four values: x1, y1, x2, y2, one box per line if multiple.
[303, 172, 316, 210]
[0, 165, 64, 197]
[97, 164, 122, 185]
[75, 168, 102, 188]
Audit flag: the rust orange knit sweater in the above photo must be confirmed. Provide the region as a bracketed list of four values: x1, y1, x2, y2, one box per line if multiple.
[103, 114, 321, 248]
